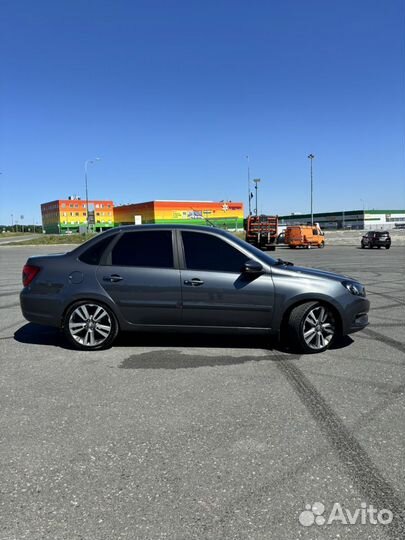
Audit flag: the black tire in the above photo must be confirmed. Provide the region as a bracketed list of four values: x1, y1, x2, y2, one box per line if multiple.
[386, 245, 390, 250]
[63, 300, 119, 351]
[361, 243, 365, 249]
[318, 241, 325, 248]
[287, 301, 337, 354]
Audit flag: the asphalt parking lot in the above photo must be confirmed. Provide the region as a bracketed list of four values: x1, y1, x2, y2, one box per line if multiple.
[0, 244, 404, 540]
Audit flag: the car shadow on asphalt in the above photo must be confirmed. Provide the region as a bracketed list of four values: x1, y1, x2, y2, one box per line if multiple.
[13, 322, 354, 357]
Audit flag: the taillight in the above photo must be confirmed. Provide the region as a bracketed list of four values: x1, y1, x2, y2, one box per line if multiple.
[22, 264, 40, 287]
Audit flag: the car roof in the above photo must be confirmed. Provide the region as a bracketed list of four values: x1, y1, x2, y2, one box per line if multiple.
[71, 223, 236, 255]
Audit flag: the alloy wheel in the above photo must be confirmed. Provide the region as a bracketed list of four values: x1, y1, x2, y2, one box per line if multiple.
[68, 303, 112, 347]
[302, 305, 335, 350]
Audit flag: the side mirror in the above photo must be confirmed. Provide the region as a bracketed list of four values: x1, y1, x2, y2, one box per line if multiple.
[242, 259, 263, 274]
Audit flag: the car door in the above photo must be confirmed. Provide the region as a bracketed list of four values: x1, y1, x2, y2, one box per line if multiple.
[179, 230, 274, 328]
[96, 230, 182, 326]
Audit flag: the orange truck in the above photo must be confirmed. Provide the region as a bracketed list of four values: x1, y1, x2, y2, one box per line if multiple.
[285, 224, 325, 249]
[246, 215, 278, 251]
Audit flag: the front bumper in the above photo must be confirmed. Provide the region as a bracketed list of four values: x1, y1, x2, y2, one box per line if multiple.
[347, 311, 369, 334]
[343, 297, 370, 335]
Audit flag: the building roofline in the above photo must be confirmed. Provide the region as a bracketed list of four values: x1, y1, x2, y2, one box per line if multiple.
[279, 209, 405, 219]
[114, 200, 243, 207]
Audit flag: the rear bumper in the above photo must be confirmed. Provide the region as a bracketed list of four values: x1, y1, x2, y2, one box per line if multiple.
[20, 290, 63, 328]
[247, 236, 277, 246]
[363, 241, 390, 247]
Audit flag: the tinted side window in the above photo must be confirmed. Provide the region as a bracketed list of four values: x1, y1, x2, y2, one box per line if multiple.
[111, 231, 173, 268]
[79, 235, 116, 265]
[182, 232, 248, 272]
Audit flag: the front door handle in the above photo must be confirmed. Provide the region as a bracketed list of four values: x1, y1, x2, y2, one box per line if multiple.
[103, 274, 123, 283]
[184, 278, 204, 286]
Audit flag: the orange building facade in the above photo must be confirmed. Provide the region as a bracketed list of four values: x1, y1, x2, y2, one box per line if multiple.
[41, 197, 114, 233]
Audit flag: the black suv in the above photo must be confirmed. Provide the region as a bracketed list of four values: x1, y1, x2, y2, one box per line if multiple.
[361, 231, 391, 249]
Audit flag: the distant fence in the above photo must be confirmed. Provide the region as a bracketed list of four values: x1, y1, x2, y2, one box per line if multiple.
[205, 217, 243, 231]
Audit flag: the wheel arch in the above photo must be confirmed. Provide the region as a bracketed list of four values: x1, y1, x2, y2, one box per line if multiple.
[60, 294, 122, 330]
[279, 297, 343, 338]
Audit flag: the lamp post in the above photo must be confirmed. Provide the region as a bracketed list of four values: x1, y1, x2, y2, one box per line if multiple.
[11, 214, 14, 232]
[253, 178, 261, 216]
[246, 155, 252, 216]
[84, 158, 100, 232]
[307, 154, 315, 225]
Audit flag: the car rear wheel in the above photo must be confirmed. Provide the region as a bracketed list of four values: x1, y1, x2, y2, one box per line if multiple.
[287, 302, 336, 353]
[386, 245, 390, 249]
[63, 301, 118, 350]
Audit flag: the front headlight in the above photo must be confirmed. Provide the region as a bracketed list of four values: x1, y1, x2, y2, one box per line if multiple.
[342, 280, 366, 297]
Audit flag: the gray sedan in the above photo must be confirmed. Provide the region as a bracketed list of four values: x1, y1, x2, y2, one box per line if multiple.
[20, 225, 369, 353]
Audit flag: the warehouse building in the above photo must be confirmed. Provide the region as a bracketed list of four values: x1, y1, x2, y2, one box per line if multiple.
[279, 209, 405, 230]
[114, 200, 244, 230]
[41, 196, 114, 234]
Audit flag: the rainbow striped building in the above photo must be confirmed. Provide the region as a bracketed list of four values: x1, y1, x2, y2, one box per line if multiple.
[113, 200, 244, 230]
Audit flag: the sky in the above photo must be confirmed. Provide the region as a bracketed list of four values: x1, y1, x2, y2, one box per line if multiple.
[1, 0, 404, 224]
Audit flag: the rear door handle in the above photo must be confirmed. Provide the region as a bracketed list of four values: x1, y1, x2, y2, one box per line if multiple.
[103, 274, 123, 283]
[184, 278, 204, 286]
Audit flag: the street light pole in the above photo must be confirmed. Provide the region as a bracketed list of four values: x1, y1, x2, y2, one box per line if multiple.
[246, 155, 251, 216]
[84, 158, 100, 233]
[253, 178, 261, 216]
[308, 154, 315, 225]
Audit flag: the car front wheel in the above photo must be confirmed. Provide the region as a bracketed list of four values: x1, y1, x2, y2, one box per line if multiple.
[287, 302, 337, 353]
[63, 301, 119, 350]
